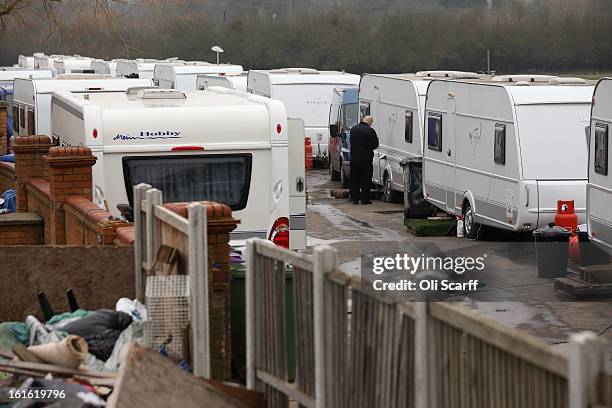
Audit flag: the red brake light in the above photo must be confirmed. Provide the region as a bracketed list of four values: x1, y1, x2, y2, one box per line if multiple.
[92, 128, 98, 138]
[276, 124, 282, 134]
[269, 217, 289, 249]
[171, 146, 205, 151]
[305, 137, 312, 145]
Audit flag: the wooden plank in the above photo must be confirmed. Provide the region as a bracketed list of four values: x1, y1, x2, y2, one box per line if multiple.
[0, 357, 116, 379]
[12, 344, 43, 363]
[430, 303, 568, 377]
[145, 189, 163, 269]
[106, 342, 243, 408]
[154, 204, 190, 235]
[256, 369, 316, 408]
[255, 240, 313, 271]
[133, 183, 151, 302]
[189, 203, 210, 378]
[245, 239, 257, 390]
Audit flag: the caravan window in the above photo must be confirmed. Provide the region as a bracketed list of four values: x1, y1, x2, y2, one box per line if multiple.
[342, 103, 358, 131]
[123, 154, 252, 210]
[18, 107, 25, 133]
[405, 110, 414, 143]
[595, 123, 609, 176]
[27, 109, 35, 135]
[427, 113, 442, 152]
[359, 101, 370, 121]
[494, 124, 506, 165]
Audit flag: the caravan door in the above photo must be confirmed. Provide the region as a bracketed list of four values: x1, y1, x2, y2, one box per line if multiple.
[288, 118, 307, 250]
[445, 97, 457, 213]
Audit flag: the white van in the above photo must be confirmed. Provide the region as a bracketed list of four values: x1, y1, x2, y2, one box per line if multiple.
[587, 77, 612, 250]
[154, 63, 243, 91]
[423, 76, 593, 238]
[248, 68, 361, 162]
[50, 87, 306, 250]
[197, 72, 248, 92]
[91, 59, 118, 77]
[115, 58, 183, 79]
[55, 58, 95, 74]
[13, 76, 153, 138]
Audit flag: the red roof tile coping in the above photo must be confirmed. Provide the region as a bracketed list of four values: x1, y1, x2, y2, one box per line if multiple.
[12, 135, 53, 147]
[163, 201, 233, 219]
[48, 146, 93, 158]
[64, 195, 111, 223]
[115, 226, 135, 245]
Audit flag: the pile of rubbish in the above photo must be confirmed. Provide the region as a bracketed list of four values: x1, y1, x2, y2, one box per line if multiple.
[0, 297, 147, 407]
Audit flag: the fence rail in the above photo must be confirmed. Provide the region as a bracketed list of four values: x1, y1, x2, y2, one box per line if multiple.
[245, 238, 610, 408]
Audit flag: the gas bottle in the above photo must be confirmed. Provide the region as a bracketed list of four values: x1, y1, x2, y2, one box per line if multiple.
[305, 138, 313, 170]
[457, 216, 464, 238]
[555, 200, 578, 234]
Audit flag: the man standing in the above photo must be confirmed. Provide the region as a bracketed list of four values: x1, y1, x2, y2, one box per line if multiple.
[349, 115, 379, 204]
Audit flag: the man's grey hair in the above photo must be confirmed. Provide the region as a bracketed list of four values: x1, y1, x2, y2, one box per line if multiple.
[363, 115, 374, 126]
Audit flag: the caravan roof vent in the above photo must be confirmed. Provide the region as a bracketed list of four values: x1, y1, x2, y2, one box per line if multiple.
[514, 81, 531, 86]
[126, 86, 159, 95]
[273, 68, 320, 74]
[56, 74, 107, 80]
[492, 75, 556, 83]
[415, 71, 480, 79]
[548, 77, 587, 85]
[136, 89, 186, 100]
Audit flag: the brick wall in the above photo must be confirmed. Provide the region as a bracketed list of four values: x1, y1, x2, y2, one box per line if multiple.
[0, 162, 15, 193]
[0, 103, 8, 155]
[0, 213, 43, 245]
[12, 136, 52, 212]
[64, 195, 130, 245]
[164, 201, 239, 381]
[25, 179, 51, 244]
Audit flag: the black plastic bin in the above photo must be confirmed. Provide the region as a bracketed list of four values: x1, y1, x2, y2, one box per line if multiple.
[400, 157, 432, 219]
[533, 223, 571, 278]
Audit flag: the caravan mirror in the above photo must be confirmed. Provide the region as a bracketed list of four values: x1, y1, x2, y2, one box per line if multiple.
[329, 124, 339, 138]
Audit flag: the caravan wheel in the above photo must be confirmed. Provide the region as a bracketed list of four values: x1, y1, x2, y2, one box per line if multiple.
[462, 201, 479, 239]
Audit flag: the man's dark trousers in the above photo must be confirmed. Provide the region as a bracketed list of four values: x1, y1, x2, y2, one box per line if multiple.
[350, 159, 373, 203]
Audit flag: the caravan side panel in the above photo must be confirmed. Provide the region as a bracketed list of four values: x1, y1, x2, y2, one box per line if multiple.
[588, 78, 612, 249]
[423, 81, 522, 230]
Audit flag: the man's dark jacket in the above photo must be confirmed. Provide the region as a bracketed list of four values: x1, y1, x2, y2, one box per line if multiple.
[350, 122, 379, 161]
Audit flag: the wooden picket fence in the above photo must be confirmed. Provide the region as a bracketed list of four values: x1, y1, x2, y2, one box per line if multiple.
[133, 183, 210, 378]
[245, 238, 611, 408]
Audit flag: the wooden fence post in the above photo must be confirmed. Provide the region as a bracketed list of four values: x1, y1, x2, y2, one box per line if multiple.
[133, 183, 151, 302]
[568, 331, 607, 408]
[145, 189, 162, 271]
[245, 238, 257, 390]
[313, 245, 337, 408]
[414, 302, 430, 408]
[188, 202, 210, 379]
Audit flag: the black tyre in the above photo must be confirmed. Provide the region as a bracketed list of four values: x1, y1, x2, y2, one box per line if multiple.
[462, 200, 479, 239]
[382, 173, 401, 203]
[330, 157, 340, 181]
[341, 161, 350, 189]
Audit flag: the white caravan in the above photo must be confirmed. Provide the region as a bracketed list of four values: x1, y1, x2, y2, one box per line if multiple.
[248, 68, 361, 162]
[359, 71, 483, 203]
[91, 59, 118, 76]
[197, 72, 248, 92]
[587, 77, 612, 251]
[50, 87, 306, 250]
[115, 58, 183, 79]
[423, 77, 593, 238]
[54, 58, 95, 75]
[154, 63, 243, 91]
[13, 76, 153, 138]
[18, 54, 42, 69]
